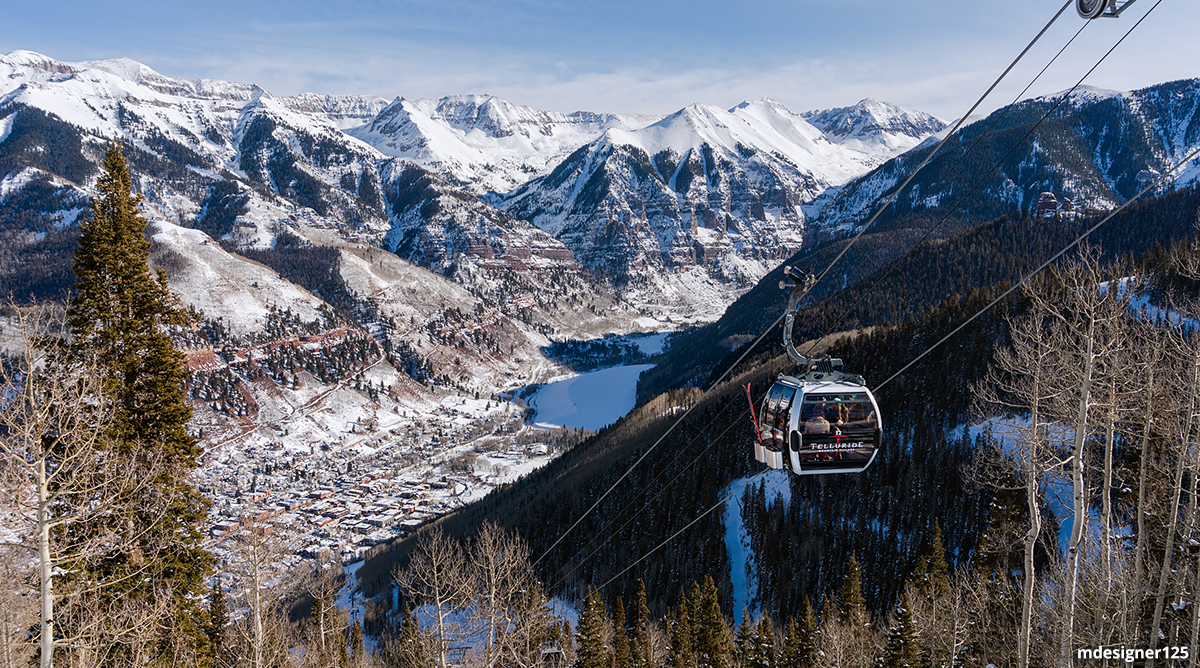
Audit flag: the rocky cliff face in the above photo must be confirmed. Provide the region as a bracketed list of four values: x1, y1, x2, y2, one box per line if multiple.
[497, 99, 942, 319]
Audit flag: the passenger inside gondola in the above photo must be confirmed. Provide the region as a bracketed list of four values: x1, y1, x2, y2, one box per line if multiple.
[803, 402, 830, 434]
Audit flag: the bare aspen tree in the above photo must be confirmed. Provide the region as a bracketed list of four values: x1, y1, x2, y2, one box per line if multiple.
[1027, 251, 1127, 665]
[1146, 325, 1200, 668]
[304, 564, 348, 667]
[974, 295, 1058, 668]
[225, 511, 302, 668]
[396, 527, 468, 668]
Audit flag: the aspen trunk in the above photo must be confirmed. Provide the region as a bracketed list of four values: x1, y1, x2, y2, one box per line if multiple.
[1020, 379, 1042, 668]
[1148, 350, 1200, 668]
[1134, 367, 1155, 596]
[1062, 315, 1096, 666]
[38, 458, 52, 668]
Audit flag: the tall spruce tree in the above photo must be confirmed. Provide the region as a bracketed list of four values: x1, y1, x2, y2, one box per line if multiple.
[798, 598, 819, 668]
[208, 578, 228, 666]
[694, 576, 731, 668]
[880, 593, 918, 668]
[745, 615, 774, 668]
[576, 587, 610, 668]
[837, 553, 867, 628]
[66, 143, 212, 660]
[631, 580, 653, 668]
[671, 588, 696, 668]
[613, 597, 632, 668]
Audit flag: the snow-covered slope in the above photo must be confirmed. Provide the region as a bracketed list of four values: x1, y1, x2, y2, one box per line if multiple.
[802, 97, 948, 161]
[811, 80, 1200, 237]
[351, 94, 659, 195]
[496, 98, 942, 318]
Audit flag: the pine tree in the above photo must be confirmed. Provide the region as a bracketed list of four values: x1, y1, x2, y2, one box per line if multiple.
[745, 614, 773, 668]
[350, 619, 365, 666]
[614, 596, 632, 668]
[694, 576, 731, 668]
[386, 604, 429, 668]
[208, 578, 228, 667]
[779, 601, 819, 668]
[779, 617, 803, 668]
[576, 587, 610, 668]
[671, 589, 696, 668]
[880, 594, 918, 668]
[798, 598, 819, 668]
[735, 610, 753, 667]
[837, 553, 867, 628]
[631, 580, 653, 668]
[64, 143, 212, 660]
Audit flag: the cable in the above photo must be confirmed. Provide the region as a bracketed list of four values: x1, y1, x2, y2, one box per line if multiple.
[801, 0, 1157, 371]
[785, 13, 1089, 368]
[873, 141, 1200, 393]
[545, 396, 742, 582]
[530, 0, 1074, 571]
[833, 20, 1092, 324]
[548, 407, 748, 591]
[598, 468, 771, 591]
[806, 0, 1075, 290]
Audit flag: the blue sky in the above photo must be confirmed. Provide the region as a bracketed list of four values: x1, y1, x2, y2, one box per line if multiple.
[4, 0, 1197, 118]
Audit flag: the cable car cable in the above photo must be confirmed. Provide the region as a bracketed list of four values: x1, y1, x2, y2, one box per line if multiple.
[713, 0, 1076, 389]
[873, 141, 1199, 394]
[544, 397, 743, 584]
[548, 407, 749, 592]
[782, 18, 1094, 371]
[598, 467, 772, 592]
[530, 0, 1074, 571]
[800, 0, 1075, 294]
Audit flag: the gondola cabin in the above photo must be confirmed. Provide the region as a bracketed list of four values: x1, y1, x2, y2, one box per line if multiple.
[755, 374, 882, 475]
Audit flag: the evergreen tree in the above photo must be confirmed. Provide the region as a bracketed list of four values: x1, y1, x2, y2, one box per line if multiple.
[576, 587, 610, 668]
[350, 619, 365, 666]
[735, 610, 753, 668]
[631, 580, 653, 668]
[208, 578, 228, 667]
[921, 522, 950, 600]
[64, 143, 212, 660]
[837, 554, 867, 628]
[385, 604, 430, 668]
[614, 597, 632, 668]
[694, 576, 731, 668]
[671, 589, 696, 668]
[779, 617, 803, 668]
[779, 601, 819, 668]
[745, 615, 774, 668]
[798, 598, 819, 668]
[880, 594, 918, 668]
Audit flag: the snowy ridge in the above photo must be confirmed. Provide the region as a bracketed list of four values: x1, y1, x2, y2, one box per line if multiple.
[812, 79, 1200, 237]
[496, 98, 943, 317]
[802, 97, 948, 159]
[352, 94, 660, 194]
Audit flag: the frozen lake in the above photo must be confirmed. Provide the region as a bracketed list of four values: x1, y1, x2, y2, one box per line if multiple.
[529, 364, 655, 430]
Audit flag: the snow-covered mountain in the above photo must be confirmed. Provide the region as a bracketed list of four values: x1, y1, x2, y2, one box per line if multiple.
[350, 94, 659, 195]
[811, 82, 1200, 237]
[801, 97, 948, 160]
[495, 98, 942, 319]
